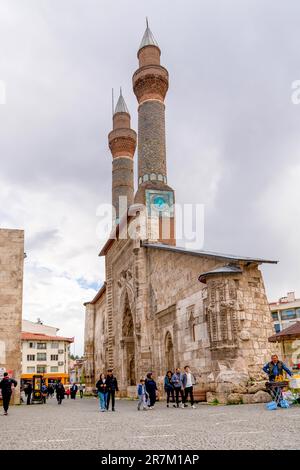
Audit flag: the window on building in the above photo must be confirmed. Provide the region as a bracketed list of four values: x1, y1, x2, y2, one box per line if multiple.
[37, 343, 46, 349]
[27, 354, 35, 361]
[27, 366, 35, 373]
[50, 366, 58, 372]
[281, 309, 296, 320]
[51, 342, 59, 349]
[271, 311, 279, 321]
[296, 308, 300, 319]
[37, 365, 46, 373]
[58, 349, 64, 354]
[58, 361, 64, 366]
[37, 353, 46, 361]
[274, 324, 281, 333]
[29, 342, 36, 348]
[51, 355, 58, 361]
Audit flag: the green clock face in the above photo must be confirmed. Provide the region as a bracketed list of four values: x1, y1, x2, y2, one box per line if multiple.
[145, 190, 174, 217]
[153, 195, 168, 211]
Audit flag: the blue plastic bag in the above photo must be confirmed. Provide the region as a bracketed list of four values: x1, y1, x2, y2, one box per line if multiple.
[266, 401, 277, 410]
[279, 399, 290, 408]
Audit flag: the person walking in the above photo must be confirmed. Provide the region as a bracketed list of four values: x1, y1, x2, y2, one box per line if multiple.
[137, 378, 148, 411]
[145, 372, 157, 410]
[164, 371, 176, 407]
[106, 369, 118, 412]
[79, 384, 84, 399]
[171, 368, 184, 408]
[55, 380, 65, 405]
[182, 365, 196, 408]
[41, 383, 48, 404]
[70, 383, 78, 399]
[47, 384, 54, 398]
[0, 372, 18, 416]
[65, 387, 70, 399]
[96, 374, 108, 412]
[24, 382, 32, 405]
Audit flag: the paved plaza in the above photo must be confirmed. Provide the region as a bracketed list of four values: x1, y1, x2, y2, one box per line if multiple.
[1, 397, 300, 450]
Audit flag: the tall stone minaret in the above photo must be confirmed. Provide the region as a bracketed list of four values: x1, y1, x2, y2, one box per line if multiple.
[133, 21, 175, 245]
[108, 90, 137, 225]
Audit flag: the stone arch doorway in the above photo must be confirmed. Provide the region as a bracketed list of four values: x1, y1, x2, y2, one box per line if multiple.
[122, 293, 136, 386]
[165, 331, 174, 372]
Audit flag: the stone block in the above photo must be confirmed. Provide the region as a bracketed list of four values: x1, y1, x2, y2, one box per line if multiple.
[247, 381, 267, 394]
[251, 390, 271, 403]
[227, 393, 242, 404]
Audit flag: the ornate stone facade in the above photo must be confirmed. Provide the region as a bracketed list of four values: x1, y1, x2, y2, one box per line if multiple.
[83, 24, 277, 403]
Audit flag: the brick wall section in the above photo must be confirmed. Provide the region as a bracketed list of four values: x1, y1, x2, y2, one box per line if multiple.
[112, 157, 134, 219]
[137, 100, 167, 180]
[0, 229, 24, 403]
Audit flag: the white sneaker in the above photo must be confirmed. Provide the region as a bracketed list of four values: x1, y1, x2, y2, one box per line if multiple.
[192, 405, 196, 409]
[181, 404, 185, 409]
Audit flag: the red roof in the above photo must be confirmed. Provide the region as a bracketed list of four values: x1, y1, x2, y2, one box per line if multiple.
[21, 332, 74, 343]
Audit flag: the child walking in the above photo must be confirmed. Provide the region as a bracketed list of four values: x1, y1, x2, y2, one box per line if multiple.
[137, 378, 148, 411]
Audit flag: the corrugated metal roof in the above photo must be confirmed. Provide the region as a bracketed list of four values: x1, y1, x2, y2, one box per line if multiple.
[198, 264, 243, 283]
[269, 321, 300, 342]
[139, 24, 159, 50]
[142, 242, 278, 264]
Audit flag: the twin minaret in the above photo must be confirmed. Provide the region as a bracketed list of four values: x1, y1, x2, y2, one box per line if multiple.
[108, 22, 175, 243]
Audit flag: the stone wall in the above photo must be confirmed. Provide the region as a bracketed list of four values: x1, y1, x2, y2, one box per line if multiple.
[0, 229, 24, 404]
[84, 239, 277, 403]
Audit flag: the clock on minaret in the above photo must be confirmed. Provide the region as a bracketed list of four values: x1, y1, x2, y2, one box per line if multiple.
[145, 189, 174, 217]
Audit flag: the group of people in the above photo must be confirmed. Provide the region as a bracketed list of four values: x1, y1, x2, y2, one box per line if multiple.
[22, 380, 84, 405]
[137, 366, 196, 411]
[94, 365, 196, 412]
[1, 355, 294, 416]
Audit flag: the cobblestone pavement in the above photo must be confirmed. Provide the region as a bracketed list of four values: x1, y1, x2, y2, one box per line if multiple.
[1, 397, 300, 450]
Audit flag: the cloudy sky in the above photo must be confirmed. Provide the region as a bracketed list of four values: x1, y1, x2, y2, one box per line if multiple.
[1, 0, 300, 355]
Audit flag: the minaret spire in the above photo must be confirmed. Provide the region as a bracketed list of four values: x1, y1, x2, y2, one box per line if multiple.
[133, 22, 175, 245]
[108, 89, 137, 225]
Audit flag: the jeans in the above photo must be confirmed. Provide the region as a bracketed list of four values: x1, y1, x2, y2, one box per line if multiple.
[27, 393, 32, 405]
[166, 388, 175, 404]
[2, 393, 11, 412]
[137, 394, 147, 410]
[106, 390, 115, 410]
[80, 390, 83, 399]
[184, 386, 194, 406]
[98, 392, 107, 410]
[174, 388, 184, 406]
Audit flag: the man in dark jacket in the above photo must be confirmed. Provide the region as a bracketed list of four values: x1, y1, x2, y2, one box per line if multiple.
[24, 381, 33, 405]
[106, 369, 118, 411]
[55, 380, 65, 405]
[263, 355, 293, 381]
[70, 383, 78, 399]
[0, 372, 18, 415]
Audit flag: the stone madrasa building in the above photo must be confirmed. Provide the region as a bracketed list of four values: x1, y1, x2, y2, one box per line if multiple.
[84, 24, 277, 403]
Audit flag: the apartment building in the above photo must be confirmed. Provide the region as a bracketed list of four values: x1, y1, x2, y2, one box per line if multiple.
[21, 319, 74, 385]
